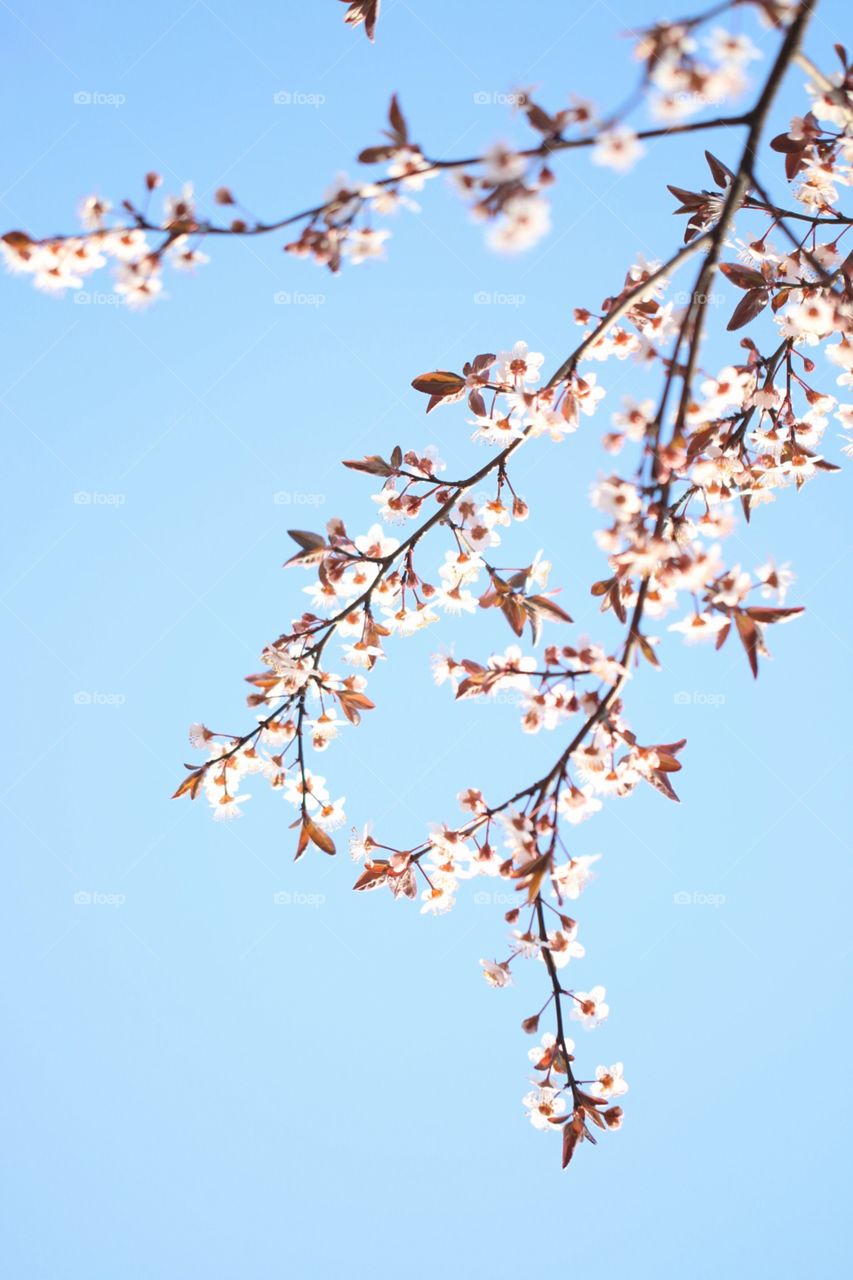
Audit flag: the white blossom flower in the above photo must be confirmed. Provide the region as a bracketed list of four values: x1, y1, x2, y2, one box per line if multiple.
[592, 1062, 629, 1099]
[592, 127, 644, 172]
[480, 959, 512, 988]
[571, 985, 609, 1028]
[487, 194, 551, 252]
[522, 1086, 566, 1131]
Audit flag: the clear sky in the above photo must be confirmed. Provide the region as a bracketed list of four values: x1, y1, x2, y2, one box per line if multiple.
[2, 2, 851, 1277]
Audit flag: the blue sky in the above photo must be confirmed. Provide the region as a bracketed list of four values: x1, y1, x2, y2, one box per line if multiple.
[2, 2, 851, 1276]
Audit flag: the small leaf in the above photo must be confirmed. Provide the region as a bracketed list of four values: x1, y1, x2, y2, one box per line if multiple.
[2, 230, 32, 250]
[744, 606, 804, 625]
[720, 262, 766, 290]
[295, 820, 311, 861]
[705, 150, 734, 189]
[411, 371, 466, 398]
[357, 145, 397, 164]
[388, 93, 407, 143]
[172, 769, 205, 800]
[527, 594, 574, 625]
[288, 529, 327, 551]
[389, 866, 417, 899]
[353, 861, 389, 891]
[734, 610, 760, 678]
[727, 288, 768, 332]
[305, 817, 336, 856]
[638, 634, 660, 668]
[644, 770, 681, 803]
[343, 454, 394, 476]
[562, 1112, 585, 1169]
[340, 0, 380, 42]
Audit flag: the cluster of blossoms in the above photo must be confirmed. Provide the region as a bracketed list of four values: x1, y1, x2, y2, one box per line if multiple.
[1, 6, 776, 300]
[175, 338, 584, 837]
[634, 20, 761, 124]
[16, 0, 851, 1171]
[0, 179, 212, 305]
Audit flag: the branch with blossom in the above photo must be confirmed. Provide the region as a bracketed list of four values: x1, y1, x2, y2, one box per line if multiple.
[12, 0, 853, 1169]
[2, 2, 817, 303]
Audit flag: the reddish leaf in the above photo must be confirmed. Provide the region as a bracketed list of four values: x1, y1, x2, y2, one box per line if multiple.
[411, 371, 466, 398]
[288, 529, 326, 551]
[295, 820, 311, 861]
[353, 861, 389, 891]
[705, 150, 734, 189]
[562, 1112, 586, 1169]
[745, 606, 804, 625]
[526, 594, 574, 625]
[336, 688, 377, 725]
[727, 288, 768, 332]
[389, 866, 417, 899]
[2, 230, 32, 250]
[638, 634, 660, 668]
[468, 388, 487, 417]
[388, 93, 407, 143]
[343, 454, 394, 477]
[340, 0, 380, 42]
[305, 817, 336, 856]
[734, 610, 760, 678]
[500, 594, 527, 638]
[172, 769, 205, 800]
[644, 769, 681, 803]
[356, 145, 398, 165]
[720, 262, 766, 290]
